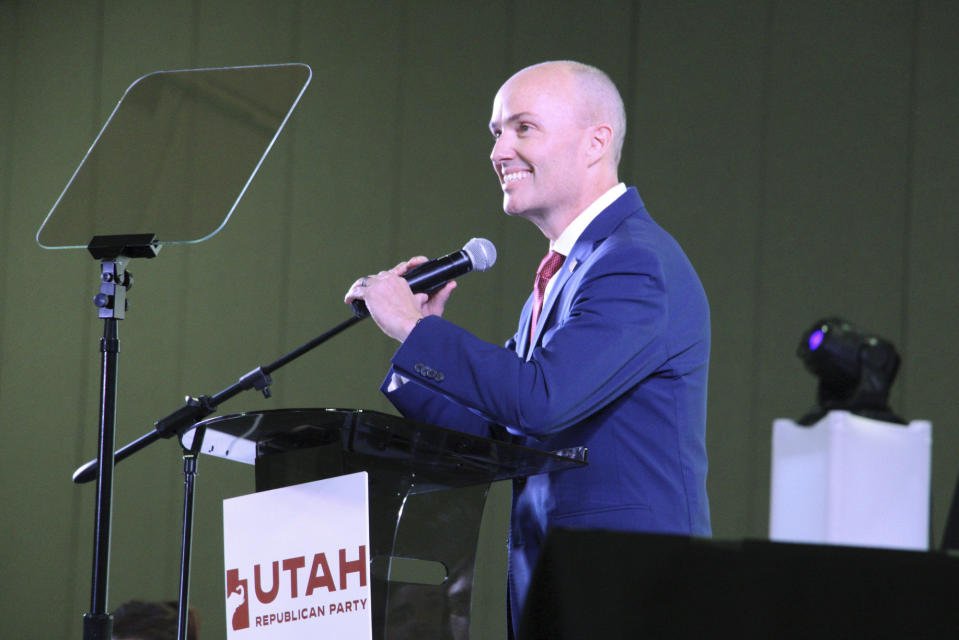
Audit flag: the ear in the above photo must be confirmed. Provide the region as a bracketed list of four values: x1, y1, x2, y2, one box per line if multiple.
[584, 123, 614, 166]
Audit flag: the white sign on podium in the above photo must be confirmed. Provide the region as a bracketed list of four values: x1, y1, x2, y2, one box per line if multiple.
[223, 472, 372, 639]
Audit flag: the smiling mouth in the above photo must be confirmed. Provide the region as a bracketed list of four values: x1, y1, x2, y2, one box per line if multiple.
[502, 169, 532, 187]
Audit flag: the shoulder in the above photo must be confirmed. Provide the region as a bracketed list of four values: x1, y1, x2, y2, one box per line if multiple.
[584, 208, 671, 277]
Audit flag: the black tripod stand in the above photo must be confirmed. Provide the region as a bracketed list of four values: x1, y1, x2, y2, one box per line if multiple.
[75, 233, 363, 640]
[83, 234, 159, 640]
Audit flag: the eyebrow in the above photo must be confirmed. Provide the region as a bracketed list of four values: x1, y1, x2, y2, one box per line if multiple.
[489, 111, 538, 131]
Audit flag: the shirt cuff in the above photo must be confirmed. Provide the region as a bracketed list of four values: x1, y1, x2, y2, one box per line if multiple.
[386, 372, 410, 393]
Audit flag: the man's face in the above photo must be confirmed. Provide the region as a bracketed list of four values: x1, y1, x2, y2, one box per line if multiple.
[489, 68, 590, 222]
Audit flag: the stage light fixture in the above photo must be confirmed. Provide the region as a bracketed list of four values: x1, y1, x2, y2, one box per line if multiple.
[796, 317, 905, 426]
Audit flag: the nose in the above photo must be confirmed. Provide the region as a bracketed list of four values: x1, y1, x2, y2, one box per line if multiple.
[490, 132, 514, 165]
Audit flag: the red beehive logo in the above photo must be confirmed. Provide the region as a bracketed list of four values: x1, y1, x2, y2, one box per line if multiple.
[226, 569, 250, 631]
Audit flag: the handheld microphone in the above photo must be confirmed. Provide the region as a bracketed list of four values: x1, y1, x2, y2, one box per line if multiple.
[352, 237, 497, 318]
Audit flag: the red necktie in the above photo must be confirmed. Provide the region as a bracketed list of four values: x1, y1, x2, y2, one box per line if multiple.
[530, 250, 566, 343]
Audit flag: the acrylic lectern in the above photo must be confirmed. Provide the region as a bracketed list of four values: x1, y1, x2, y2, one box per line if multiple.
[184, 408, 587, 640]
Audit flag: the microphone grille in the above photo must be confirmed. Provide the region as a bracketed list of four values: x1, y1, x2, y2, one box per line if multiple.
[463, 237, 497, 272]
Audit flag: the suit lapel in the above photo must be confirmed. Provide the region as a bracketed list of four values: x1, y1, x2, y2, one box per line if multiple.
[528, 250, 581, 356]
[516, 296, 534, 357]
[524, 188, 646, 359]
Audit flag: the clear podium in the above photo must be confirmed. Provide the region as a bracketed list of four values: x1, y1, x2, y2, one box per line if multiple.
[187, 408, 587, 640]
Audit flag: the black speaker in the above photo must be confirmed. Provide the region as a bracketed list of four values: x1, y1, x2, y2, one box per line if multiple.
[519, 529, 959, 639]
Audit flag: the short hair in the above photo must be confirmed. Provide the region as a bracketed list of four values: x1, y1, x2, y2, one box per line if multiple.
[526, 60, 627, 165]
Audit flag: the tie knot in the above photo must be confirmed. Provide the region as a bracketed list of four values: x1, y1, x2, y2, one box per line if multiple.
[536, 250, 566, 283]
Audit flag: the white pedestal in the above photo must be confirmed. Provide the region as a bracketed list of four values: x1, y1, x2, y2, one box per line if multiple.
[769, 411, 931, 550]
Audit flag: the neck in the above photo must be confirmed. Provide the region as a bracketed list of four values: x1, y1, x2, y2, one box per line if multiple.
[533, 174, 619, 242]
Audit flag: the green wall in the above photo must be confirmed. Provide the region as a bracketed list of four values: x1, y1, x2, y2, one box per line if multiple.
[2, 1, 957, 638]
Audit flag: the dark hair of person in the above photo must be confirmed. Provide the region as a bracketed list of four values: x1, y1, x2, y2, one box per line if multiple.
[111, 600, 199, 640]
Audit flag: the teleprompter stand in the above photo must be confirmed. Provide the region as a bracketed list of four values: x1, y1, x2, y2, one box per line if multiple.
[36, 64, 313, 640]
[83, 234, 160, 640]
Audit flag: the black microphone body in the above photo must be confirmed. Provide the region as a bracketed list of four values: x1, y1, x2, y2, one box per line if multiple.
[352, 238, 496, 318]
[403, 250, 473, 293]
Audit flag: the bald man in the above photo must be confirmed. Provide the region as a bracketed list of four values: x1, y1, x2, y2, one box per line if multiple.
[347, 61, 710, 636]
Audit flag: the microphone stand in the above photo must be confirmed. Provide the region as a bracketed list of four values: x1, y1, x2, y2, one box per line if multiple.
[176, 423, 205, 640]
[74, 314, 363, 482]
[75, 311, 364, 640]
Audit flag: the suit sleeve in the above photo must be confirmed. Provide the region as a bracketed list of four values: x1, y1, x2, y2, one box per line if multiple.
[379, 367, 495, 438]
[388, 240, 676, 439]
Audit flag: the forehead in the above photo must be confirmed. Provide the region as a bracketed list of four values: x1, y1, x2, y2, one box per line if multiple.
[489, 68, 579, 125]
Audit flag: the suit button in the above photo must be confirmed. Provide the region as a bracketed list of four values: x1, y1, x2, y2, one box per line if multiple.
[414, 363, 444, 382]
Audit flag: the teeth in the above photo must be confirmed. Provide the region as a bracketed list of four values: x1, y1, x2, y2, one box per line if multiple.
[503, 171, 531, 184]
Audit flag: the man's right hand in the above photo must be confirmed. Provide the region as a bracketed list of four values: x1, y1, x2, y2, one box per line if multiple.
[344, 256, 457, 342]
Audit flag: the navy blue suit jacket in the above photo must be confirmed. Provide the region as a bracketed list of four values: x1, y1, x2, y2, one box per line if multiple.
[383, 187, 710, 633]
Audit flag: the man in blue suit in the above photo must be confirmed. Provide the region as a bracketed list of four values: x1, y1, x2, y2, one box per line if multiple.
[347, 60, 710, 636]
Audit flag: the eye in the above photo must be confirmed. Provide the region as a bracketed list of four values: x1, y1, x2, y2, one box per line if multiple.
[515, 120, 538, 138]
[490, 128, 502, 139]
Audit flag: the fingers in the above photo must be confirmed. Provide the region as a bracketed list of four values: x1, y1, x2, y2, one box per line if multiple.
[344, 275, 372, 304]
[419, 279, 457, 317]
[412, 292, 430, 306]
[406, 255, 430, 268]
[347, 256, 426, 304]
[345, 270, 412, 303]
[431, 280, 457, 307]
[390, 256, 430, 276]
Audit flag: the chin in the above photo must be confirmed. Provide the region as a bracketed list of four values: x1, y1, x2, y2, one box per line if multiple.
[502, 195, 531, 217]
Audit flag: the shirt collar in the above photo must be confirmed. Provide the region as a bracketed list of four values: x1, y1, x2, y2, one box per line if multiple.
[551, 183, 627, 256]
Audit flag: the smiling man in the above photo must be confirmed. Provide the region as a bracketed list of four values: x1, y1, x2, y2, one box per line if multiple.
[347, 60, 711, 637]
[491, 61, 625, 242]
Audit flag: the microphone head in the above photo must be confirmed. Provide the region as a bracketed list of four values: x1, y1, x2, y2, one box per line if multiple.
[463, 237, 497, 272]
